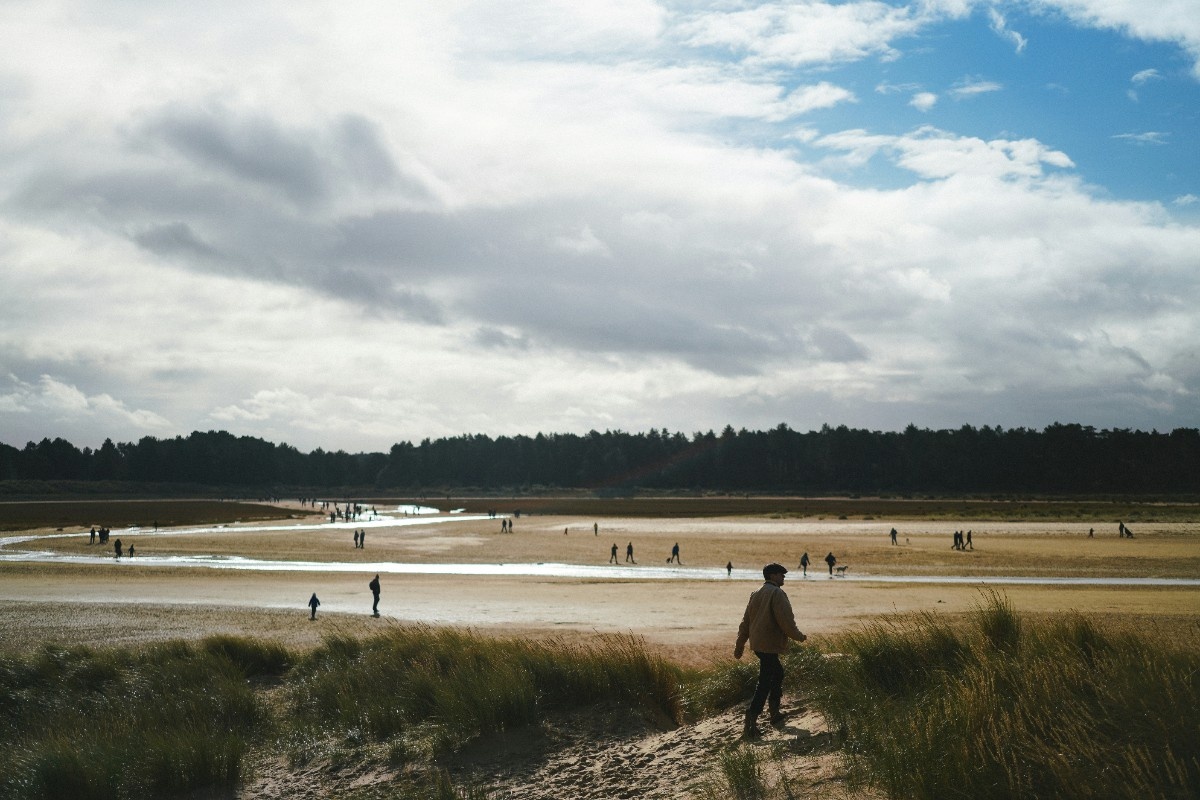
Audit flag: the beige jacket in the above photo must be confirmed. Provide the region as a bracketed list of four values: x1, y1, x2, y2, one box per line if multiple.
[735, 581, 805, 655]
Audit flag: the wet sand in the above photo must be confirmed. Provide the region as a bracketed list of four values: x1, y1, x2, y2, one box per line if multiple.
[2, 511, 1198, 660]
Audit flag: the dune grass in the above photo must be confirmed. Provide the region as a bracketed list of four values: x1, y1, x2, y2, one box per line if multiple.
[0, 636, 289, 800]
[808, 591, 1200, 799]
[1, 606, 1197, 799]
[287, 626, 688, 761]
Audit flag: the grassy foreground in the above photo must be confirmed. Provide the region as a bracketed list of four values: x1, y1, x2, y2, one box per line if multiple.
[1, 600, 1197, 799]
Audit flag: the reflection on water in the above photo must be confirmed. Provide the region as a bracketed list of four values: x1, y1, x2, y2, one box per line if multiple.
[3, 512, 1198, 587]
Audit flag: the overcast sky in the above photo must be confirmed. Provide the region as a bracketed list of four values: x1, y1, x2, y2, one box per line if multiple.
[2, 0, 1199, 453]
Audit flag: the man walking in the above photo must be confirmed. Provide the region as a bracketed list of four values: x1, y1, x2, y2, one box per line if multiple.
[734, 563, 807, 739]
[369, 573, 381, 617]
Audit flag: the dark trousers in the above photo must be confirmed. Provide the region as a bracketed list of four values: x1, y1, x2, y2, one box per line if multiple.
[749, 651, 784, 718]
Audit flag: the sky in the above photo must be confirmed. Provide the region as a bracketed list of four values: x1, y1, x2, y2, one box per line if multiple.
[2, 0, 1199, 454]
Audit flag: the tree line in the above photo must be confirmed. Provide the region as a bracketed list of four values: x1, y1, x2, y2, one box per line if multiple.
[1, 424, 1198, 494]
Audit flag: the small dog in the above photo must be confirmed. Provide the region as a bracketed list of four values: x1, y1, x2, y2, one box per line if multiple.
[835, 565, 849, 577]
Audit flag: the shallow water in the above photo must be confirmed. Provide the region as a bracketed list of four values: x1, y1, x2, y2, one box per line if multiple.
[4, 513, 1199, 587]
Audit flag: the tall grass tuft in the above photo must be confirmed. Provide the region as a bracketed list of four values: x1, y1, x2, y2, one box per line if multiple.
[0, 639, 268, 800]
[813, 593, 1200, 799]
[289, 626, 687, 757]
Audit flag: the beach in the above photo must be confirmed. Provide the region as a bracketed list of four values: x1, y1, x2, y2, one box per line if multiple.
[2, 506, 1198, 661]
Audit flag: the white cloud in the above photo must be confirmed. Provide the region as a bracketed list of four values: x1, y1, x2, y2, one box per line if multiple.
[910, 91, 939, 111]
[988, 8, 1028, 53]
[949, 76, 1003, 99]
[1031, 0, 1200, 78]
[1174, 194, 1199, 206]
[1113, 131, 1169, 144]
[1131, 68, 1162, 85]
[0, 1, 1197, 452]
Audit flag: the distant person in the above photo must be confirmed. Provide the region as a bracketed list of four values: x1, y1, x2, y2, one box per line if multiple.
[353, 530, 360, 548]
[89, 526, 96, 545]
[127, 544, 135, 558]
[799, 552, 809, 576]
[734, 563, 807, 739]
[727, 561, 733, 577]
[114, 538, 123, 561]
[669, 542, 681, 564]
[965, 530, 973, 550]
[369, 574, 381, 617]
[626, 542, 636, 564]
[359, 529, 366, 549]
[594, 522, 598, 536]
[1088, 527, 1094, 538]
[610, 543, 619, 564]
[564, 527, 568, 535]
[1118, 521, 1126, 537]
[309, 592, 320, 620]
[825, 552, 836, 577]
[890, 527, 898, 545]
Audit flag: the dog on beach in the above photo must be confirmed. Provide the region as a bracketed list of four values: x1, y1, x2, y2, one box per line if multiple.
[835, 565, 848, 577]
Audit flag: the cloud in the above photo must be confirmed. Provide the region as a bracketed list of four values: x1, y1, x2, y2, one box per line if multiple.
[988, 8, 1028, 53]
[1174, 194, 1199, 206]
[1113, 131, 1169, 145]
[1031, 0, 1200, 78]
[816, 126, 1074, 180]
[948, 76, 1003, 99]
[0, 1, 1197, 452]
[1131, 68, 1162, 85]
[910, 92, 939, 111]
[0, 375, 172, 438]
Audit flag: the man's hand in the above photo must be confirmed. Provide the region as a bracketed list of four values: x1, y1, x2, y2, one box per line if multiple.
[733, 644, 744, 659]
[796, 633, 807, 643]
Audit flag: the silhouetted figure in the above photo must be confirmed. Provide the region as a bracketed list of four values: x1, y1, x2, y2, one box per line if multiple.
[825, 552, 836, 576]
[369, 574, 381, 617]
[89, 527, 96, 545]
[669, 542, 681, 564]
[1119, 521, 1126, 538]
[114, 538, 123, 561]
[610, 543, 619, 564]
[626, 542, 636, 563]
[727, 561, 733, 577]
[1088, 527, 1094, 538]
[890, 528, 898, 545]
[965, 530, 973, 550]
[735, 563, 806, 739]
[594, 522, 598, 536]
[799, 552, 809, 576]
[127, 544, 134, 558]
[353, 530, 360, 548]
[309, 593, 320, 620]
[359, 529, 366, 549]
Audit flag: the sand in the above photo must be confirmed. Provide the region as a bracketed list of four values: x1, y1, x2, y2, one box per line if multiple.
[2, 511, 1198, 661]
[2, 507, 1197, 799]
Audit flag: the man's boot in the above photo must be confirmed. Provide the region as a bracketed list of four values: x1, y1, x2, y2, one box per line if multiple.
[769, 705, 786, 725]
[742, 711, 761, 739]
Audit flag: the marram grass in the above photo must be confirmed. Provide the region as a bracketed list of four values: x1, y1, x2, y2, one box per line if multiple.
[809, 592, 1200, 800]
[1, 608, 1197, 799]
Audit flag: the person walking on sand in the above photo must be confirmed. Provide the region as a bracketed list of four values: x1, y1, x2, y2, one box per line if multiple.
[353, 529, 360, 548]
[890, 527, 898, 545]
[669, 542, 681, 564]
[610, 543, 619, 564]
[359, 529, 366, 549]
[368, 574, 381, 617]
[727, 561, 733, 577]
[114, 538, 123, 561]
[966, 530, 973, 550]
[309, 592, 320, 620]
[825, 552, 836, 577]
[626, 542, 636, 564]
[799, 552, 809, 576]
[734, 563, 807, 739]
